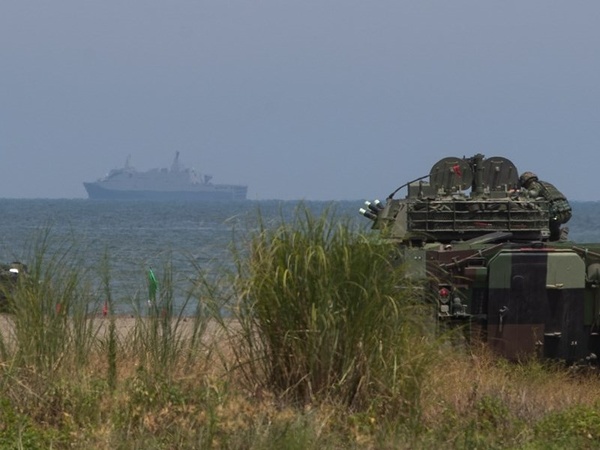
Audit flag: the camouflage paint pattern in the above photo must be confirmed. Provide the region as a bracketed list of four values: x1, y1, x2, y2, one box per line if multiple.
[399, 242, 600, 362]
[487, 249, 586, 361]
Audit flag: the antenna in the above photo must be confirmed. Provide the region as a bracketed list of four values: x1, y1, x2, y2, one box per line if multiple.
[171, 151, 181, 172]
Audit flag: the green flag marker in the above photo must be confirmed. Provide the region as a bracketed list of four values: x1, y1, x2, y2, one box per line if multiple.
[148, 268, 158, 303]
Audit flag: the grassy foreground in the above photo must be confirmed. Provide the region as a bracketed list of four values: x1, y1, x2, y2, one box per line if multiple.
[1, 209, 600, 449]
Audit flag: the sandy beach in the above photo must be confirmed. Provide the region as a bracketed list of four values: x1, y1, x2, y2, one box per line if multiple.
[0, 313, 231, 345]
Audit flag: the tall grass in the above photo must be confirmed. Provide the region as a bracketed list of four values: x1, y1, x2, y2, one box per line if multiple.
[127, 260, 208, 379]
[7, 229, 101, 373]
[3, 216, 600, 447]
[229, 205, 434, 418]
[0, 229, 223, 447]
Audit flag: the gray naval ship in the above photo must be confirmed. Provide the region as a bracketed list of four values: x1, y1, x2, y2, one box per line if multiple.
[84, 152, 248, 201]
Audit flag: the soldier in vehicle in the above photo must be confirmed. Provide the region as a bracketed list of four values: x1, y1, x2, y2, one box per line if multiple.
[519, 171, 572, 241]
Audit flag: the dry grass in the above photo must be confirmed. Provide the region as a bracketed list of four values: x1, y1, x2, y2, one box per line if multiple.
[424, 345, 600, 423]
[3, 310, 600, 449]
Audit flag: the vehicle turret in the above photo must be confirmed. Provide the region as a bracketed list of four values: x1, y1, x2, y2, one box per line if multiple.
[361, 154, 550, 244]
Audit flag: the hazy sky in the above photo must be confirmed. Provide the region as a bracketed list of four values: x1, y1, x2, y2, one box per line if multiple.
[1, 1, 599, 200]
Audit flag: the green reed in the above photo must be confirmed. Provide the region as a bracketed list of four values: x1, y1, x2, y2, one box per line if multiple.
[230, 205, 434, 416]
[126, 258, 216, 380]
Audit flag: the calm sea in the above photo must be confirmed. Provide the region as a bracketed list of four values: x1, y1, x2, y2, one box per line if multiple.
[0, 199, 363, 314]
[0, 199, 598, 314]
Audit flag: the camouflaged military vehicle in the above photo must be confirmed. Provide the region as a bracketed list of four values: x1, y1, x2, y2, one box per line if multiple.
[361, 154, 600, 363]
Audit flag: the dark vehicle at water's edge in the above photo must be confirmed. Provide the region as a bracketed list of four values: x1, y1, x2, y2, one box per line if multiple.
[0, 262, 26, 313]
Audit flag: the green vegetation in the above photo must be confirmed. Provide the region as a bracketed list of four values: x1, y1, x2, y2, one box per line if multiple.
[1, 207, 600, 449]
[229, 207, 432, 416]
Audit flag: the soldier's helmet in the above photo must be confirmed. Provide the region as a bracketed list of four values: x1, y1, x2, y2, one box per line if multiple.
[519, 171, 538, 187]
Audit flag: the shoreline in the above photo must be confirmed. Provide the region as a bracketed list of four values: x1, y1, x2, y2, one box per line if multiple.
[0, 313, 232, 343]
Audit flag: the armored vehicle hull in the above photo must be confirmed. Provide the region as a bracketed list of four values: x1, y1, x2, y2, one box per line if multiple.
[361, 154, 599, 363]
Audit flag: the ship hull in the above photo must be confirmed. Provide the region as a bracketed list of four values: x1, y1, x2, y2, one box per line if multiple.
[84, 182, 247, 201]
